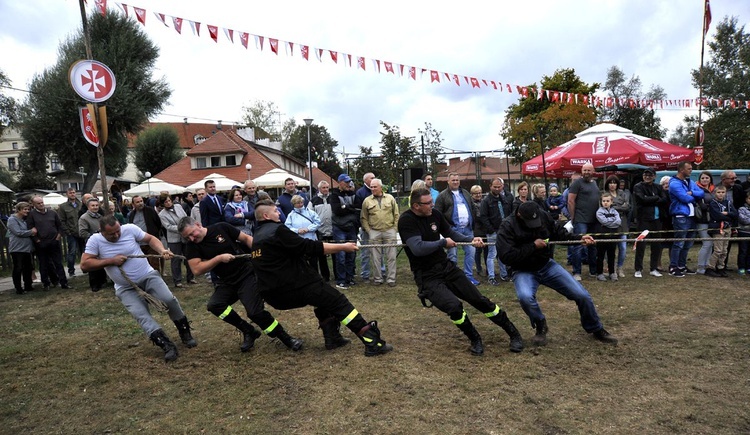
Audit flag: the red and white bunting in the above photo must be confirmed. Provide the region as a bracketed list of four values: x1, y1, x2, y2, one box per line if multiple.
[154, 12, 168, 26]
[208, 25, 218, 42]
[133, 6, 146, 25]
[172, 17, 183, 34]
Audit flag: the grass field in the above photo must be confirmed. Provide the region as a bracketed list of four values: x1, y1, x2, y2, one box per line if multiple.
[1, 248, 749, 434]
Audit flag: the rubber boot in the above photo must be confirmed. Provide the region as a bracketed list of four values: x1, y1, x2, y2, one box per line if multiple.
[357, 320, 393, 357]
[271, 326, 304, 351]
[173, 316, 197, 348]
[489, 311, 524, 353]
[456, 319, 484, 356]
[149, 329, 178, 362]
[238, 321, 262, 353]
[532, 318, 548, 346]
[320, 317, 351, 350]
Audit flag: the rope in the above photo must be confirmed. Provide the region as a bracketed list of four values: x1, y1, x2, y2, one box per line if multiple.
[116, 264, 169, 312]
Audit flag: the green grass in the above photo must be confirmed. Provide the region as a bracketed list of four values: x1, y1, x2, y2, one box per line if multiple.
[0, 246, 749, 434]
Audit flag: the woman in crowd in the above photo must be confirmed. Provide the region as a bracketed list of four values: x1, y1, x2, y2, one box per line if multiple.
[695, 170, 715, 274]
[605, 175, 631, 277]
[8, 201, 36, 294]
[531, 183, 547, 213]
[158, 193, 194, 287]
[511, 181, 530, 215]
[470, 185, 487, 278]
[223, 187, 254, 235]
[285, 194, 322, 270]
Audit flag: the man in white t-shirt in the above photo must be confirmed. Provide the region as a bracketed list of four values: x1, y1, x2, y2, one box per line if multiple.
[81, 215, 196, 362]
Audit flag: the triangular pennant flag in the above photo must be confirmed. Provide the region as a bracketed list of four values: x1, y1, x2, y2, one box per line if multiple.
[239, 32, 249, 48]
[154, 12, 168, 26]
[269, 38, 279, 54]
[330, 51, 338, 63]
[470, 77, 480, 88]
[506, 84, 512, 93]
[255, 35, 264, 50]
[133, 7, 146, 25]
[490, 80, 498, 90]
[301, 45, 309, 60]
[453, 74, 460, 86]
[372, 59, 380, 73]
[286, 42, 294, 56]
[315, 48, 323, 62]
[208, 25, 218, 42]
[482, 79, 488, 87]
[430, 70, 440, 83]
[384, 61, 394, 74]
[95, 0, 107, 17]
[399, 64, 405, 77]
[172, 16, 183, 34]
[347, 54, 352, 67]
[357, 57, 366, 70]
[119, 3, 129, 18]
[189, 20, 201, 36]
[223, 28, 234, 43]
[408, 66, 416, 80]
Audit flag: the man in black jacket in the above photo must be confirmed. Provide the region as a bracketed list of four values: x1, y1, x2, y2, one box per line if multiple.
[329, 174, 360, 290]
[128, 195, 163, 273]
[249, 200, 393, 357]
[479, 177, 513, 284]
[632, 168, 668, 278]
[497, 202, 618, 347]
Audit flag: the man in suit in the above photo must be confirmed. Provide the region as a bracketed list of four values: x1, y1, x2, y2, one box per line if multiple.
[199, 180, 225, 227]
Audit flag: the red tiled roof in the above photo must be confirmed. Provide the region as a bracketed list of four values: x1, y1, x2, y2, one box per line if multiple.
[436, 156, 523, 182]
[127, 122, 229, 149]
[186, 130, 247, 156]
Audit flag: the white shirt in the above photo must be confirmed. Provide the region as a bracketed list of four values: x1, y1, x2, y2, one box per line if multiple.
[85, 224, 154, 291]
[452, 190, 470, 227]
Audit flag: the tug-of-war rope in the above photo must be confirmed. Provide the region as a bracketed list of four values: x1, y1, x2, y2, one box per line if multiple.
[121, 229, 747, 310]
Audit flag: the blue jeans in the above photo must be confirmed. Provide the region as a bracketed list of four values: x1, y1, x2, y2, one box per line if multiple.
[617, 234, 627, 268]
[512, 260, 603, 332]
[571, 222, 597, 275]
[446, 226, 476, 279]
[486, 232, 508, 279]
[333, 227, 357, 284]
[65, 234, 81, 274]
[670, 216, 696, 269]
[358, 228, 370, 280]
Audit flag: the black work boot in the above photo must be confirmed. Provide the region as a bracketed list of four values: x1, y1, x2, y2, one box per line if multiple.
[173, 317, 197, 348]
[149, 329, 179, 362]
[319, 317, 351, 350]
[357, 320, 393, 357]
[238, 322, 262, 353]
[592, 328, 618, 345]
[456, 319, 484, 356]
[271, 326, 304, 351]
[532, 318, 548, 346]
[490, 311, 524, 353]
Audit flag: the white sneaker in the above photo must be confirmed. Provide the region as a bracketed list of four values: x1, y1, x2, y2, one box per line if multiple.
[610, 273, 618, 282]
[573, 273, 582, 281]
[649, 270, 663, 277]
[617, 267, 625, 278]
[597, 274, 607, 281]
[634, 271, 642, 278]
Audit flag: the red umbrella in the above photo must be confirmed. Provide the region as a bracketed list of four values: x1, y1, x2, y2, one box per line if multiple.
[522, 123, 695, 178]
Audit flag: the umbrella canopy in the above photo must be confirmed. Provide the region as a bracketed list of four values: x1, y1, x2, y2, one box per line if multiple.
[42, 193, 68, 208]
[252, 168, 309, 188]
[522, 123, 695, 178]
[123, 177, 185, 196]
[185, 173, 245, 191]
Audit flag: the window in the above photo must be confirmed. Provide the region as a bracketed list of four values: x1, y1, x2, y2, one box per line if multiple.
[50, 156, 61, 171]
[211, 156, 221, 167]
[7, 157, 15, 171]
[196, 157, 207, 169]
[225, 155, 236, 166]
[11, 142, 18, 150]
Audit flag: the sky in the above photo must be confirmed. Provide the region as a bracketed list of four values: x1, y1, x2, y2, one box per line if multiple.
[1, 0, 749, 162]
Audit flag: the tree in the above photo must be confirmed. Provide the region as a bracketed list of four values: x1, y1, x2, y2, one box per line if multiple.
[600, 66, 667, 139]
[378, 121, 419, 189]
[133, 125, 183, 178]
[417, 122, 445, 174]
[500, 68, 599, 165]
[0, 69, 18, 137]
[682, 16, 750, 168]
[17, 9, 171, 193]
[241, 100, 282, 141]
[284, 122, 341, 178]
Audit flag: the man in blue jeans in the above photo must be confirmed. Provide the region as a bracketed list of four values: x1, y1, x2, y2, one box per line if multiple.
[668, 161, 704, 277]
[330, 174, 361, 290]
[434, 172, 479, 285]
[567, 164, 600, 281]
[498, 202, 618, 346]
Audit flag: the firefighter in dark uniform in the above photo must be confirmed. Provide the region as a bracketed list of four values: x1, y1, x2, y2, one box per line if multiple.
[249, 199, 393, 357]
[180, 217, 303, 353]
[397, 188, 524, 356]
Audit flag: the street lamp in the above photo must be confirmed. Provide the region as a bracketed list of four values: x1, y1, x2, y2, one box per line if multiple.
[144, 171, 151, 197]
[304, 118, 313, 193]
[245, 163, 252, 180]
[79, 166, 84, 191]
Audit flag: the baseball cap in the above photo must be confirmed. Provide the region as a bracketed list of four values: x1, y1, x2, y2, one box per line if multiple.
[643, 168, 655, 175]
[338, 174, 352, 183]
[518, 202, 542, 229]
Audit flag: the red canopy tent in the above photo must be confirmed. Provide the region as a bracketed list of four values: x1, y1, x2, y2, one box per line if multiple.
[522, 123, 695, 178]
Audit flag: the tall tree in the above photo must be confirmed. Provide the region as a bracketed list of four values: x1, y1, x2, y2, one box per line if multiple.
[240, 100, 282, 141]
[17, 9, 170, 193]
[600, 66, 667, 139]
[685, 16, 750, 168]
[417, 122, 445, 175]
[0, 69, 18, 137]
[133, 125, 183, 178]
[500, 68, 599, 164]
[378, 121, 419, 189]
[284, 122, 341, 178]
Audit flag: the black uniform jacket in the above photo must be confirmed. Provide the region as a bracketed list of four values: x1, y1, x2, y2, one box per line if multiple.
[497, 212, 573, 273]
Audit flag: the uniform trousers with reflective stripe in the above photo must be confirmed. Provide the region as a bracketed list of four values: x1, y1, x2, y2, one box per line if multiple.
[415, 261, 497, 321]
[207, 272, 276, 331]
[261, 280, 367, 332]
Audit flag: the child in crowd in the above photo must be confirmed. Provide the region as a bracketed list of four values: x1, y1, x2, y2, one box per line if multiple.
[546, 183, 565, 221]
[706, 185, 737, 277]
[735, 191, 750, 276]
[595, 192, 621, 281]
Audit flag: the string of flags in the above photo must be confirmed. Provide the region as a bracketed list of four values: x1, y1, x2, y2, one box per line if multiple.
[87, 0, 750, 111]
